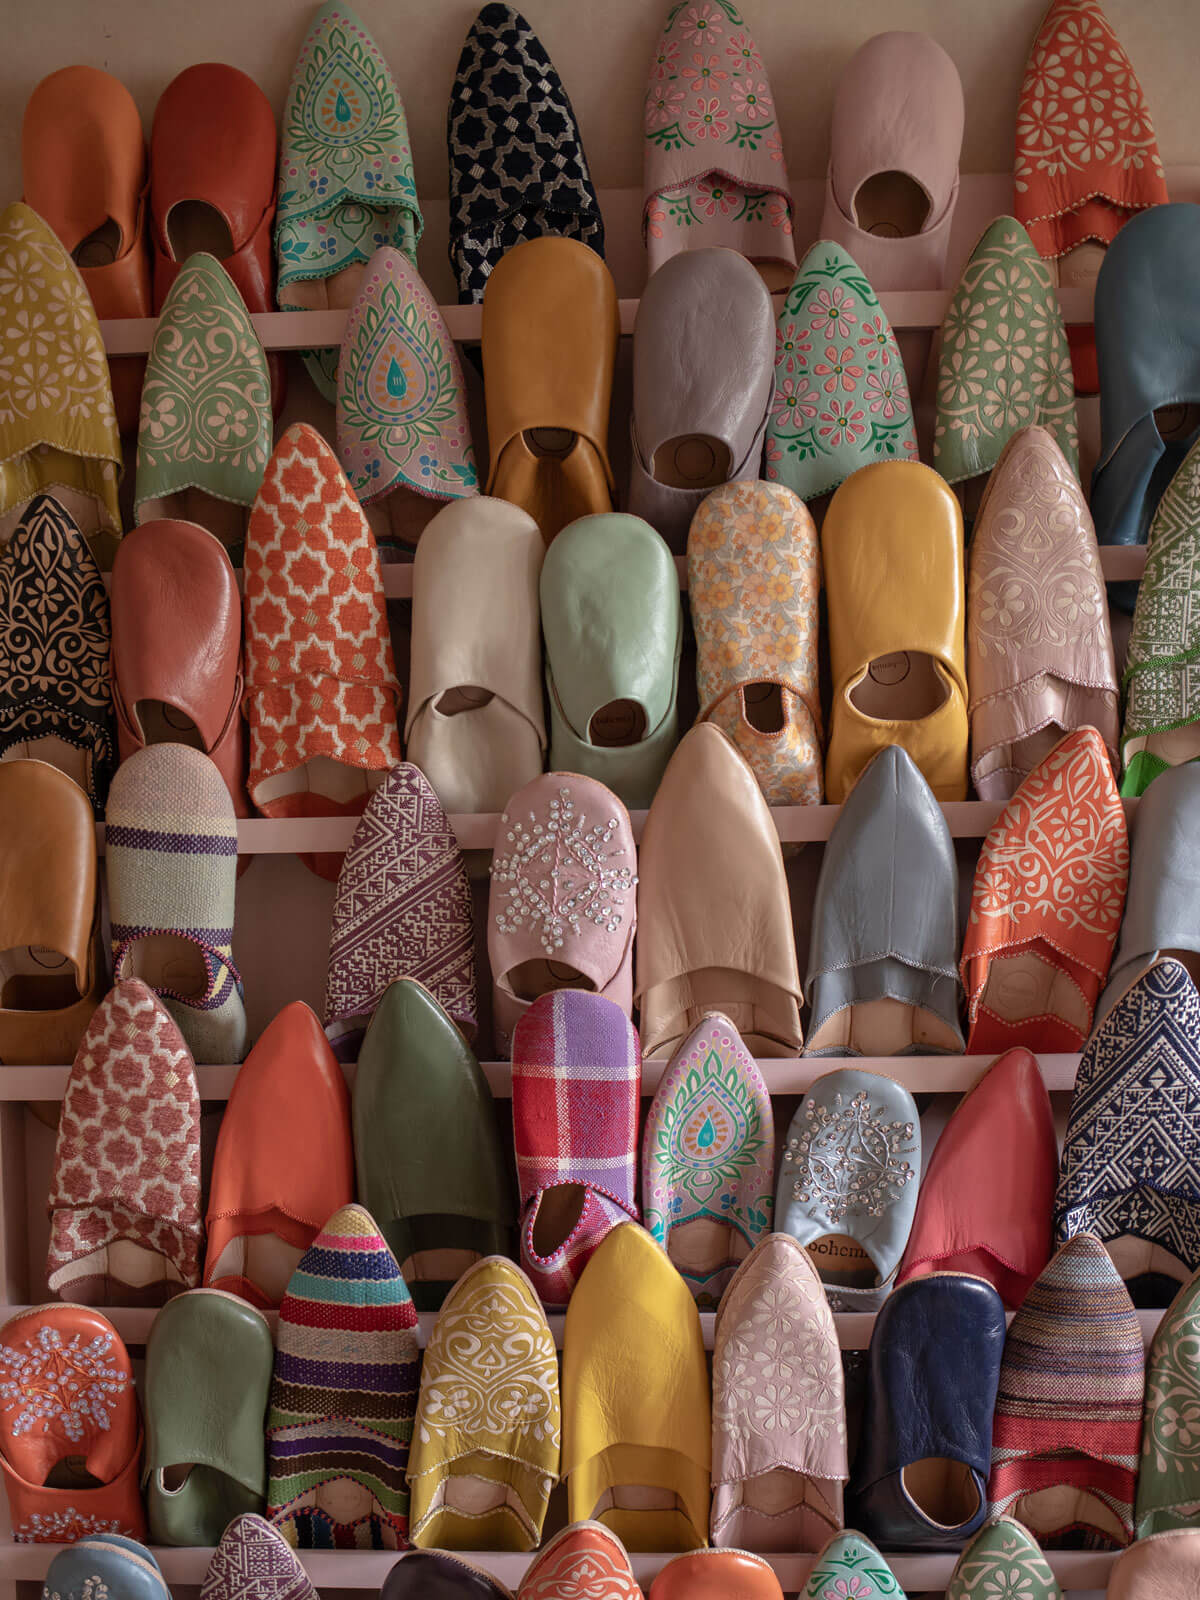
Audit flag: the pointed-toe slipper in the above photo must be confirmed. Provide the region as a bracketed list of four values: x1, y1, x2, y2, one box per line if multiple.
[409, 1256, 559, 1551]
[648, 1550, 783, 1600]
[481, 236, 619, 543]
[989, 1233, 1144, 1548]
[325, 764, 477, 1055]
[564, 1223, 711, 1550]
[44, 1536, 170, 1600]
[947, 1516, 1062, 1598]
[0, 203, 121, 566]
[516, 1522, 641, 1600]
[805, 744, 963, 1057]
[764, 241, 918, 500]
[277, 1, 422, 399]
[1137, 1268, 1200, 1537]
[0, 494, 116, 811]
[968, 425, 1118, 800]
[800, 1533, 904, 1599]
[383, 1552, 515, 1599]
[961, 727, 1128, 1054]
[689, 479, 822, 806]
[488, 772, 637, 1057]
[449, 4, 603, 305]
[642, 1013, 774, 1307]
[776, 1068, 920, 1312]
[204, 1001, 354, 1309]
[628, 249, 775, 552]
[267, 1203, 420, 1548]
[201, 1513, 317, 1600]
[1108, 1530, 1200, 1597]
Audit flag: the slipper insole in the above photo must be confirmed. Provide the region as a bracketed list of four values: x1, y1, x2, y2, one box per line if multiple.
[507, 958, 595, 1003]
[0, 945, 80, 1010]
[255, 756, 379, 807]
[901, 1458, 979, 1529]
[853, 171, 930, 239]
[1055, 240, 1106, 293]
[436, 685, 495, 716]
[1008, 722, 1069, 776]
[805, 1232, 877, 1288]
[125, 933, 208, 1000]
[136, 700, 205, 750]
[742, 682, 785, 734]
[531, 1183, 587, 1256]
[208, 1231, 303, 1306]
[0, 738, 91, 792]
[666, 1216, 749, 1280]
[977, 947, 1089, 1035]
[166, 200, 234, 262]
[1127, 722, 1200, 770]
[651, 434, 731, 489]
[280, 261, 364, 312]
[137, 488, 247, 552]
[588, 700, 647, 747]
[74, 218, 122, 269]
[1011, 1483, 1127, 1546]
[850, 652, 948, 721]
[805, 996, 962, 1056]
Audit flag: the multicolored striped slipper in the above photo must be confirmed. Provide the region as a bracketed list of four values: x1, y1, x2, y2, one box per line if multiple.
[267, 1203, 419, 1550]
[201, 1513, 317, 1600]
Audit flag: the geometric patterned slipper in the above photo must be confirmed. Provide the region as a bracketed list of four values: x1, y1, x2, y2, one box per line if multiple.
[448, 4, 604, 305]
[711, 1233, 846, 1551]
[946, 1516, 1062, 1598]
[47, 980, 202, 1306]
[1137, 1268, 1200, 1537]
[516, 1522, 641, 1600]
[267, 1203, 420, 1550]
[1108, 1530, 1200, 1597]
[276, 1, 423, 400]
[0, 494, 117, 811]
[1055, 958, 1200, 1302]
[0, 204, 122, 569]
[201, 1513, 317, 1600]
[989, 1233, 1144, 1548]
[799, 1533, 904, 1600]
[642, 1012, 774, 1308]
[324, 763, 477, 1057]
[43, 1535, 170, 1600]
[408, 1256, 559, 1551]
[961, 727, 1129, 1055]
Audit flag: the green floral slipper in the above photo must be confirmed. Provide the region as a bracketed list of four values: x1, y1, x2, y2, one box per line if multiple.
[947, 1517, 1063, 1598]
[802, 1532, 903, 1598]
[1138, 1267, 1200, 1536]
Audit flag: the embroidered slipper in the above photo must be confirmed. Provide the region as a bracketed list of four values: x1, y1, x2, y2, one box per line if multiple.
[711, 1233, 846, 1551]
[0, 1304, 144, 1543]
[947, 1517, 1063, 1599]
[849, 1274, 1006, 1549]
[819, 32, 964, 292]
[204, 1001, 354, 1310]
[44, 1536, 170, 1600]
[143, 1289, 273, 1546]
[648, 1551, 783, 1600]
[628, 249, 775, 553]
[934, 217, 1079, 500]
[481, 236, 619, 544]
[489, 772, 637, 1057]
[989, 1233, 1144, 1548]
[822, 461, 969, 802]
[407, 496, 545, 816]
[517, 1522, 641, 1600]
[689, 479, 822, 806]
[642, 0, 795, 286]
[0, 494, 116, 812]
[541, 513, 682, 808]
[201, 1513, 317, 1600]
[636, 723, 803, 1059]
[898, 1048, 1056, 1307]
[1055, 959, 1200, 1303]
[277, 1, 422, 400]
[47, 979, 202, 1306]
[764, 241, 917, 501]
[800, 1534, 904, 1599]
[409, 1256, 559, 1551]
[324, 763, 477, 1056]
[776, 1068, 920, 1312]
[961, 727, 1128, 1054]
[353, 978, 514, 1310]
[805, 745, 963, 1057]
[512, 990, 640, 1309]
[968, 425, 1119, 800]
[642, 1013, 774, 1307]
[1015, 0, 1167, 395]
[106, 743, 246, 1066]
[1108, 1530, 1200, 1597]
[267, 1202, 420, 1549]
[337, 246, 478, 549]
[449, 4, 604, 305]
[1137, 1268, 1200, 1537]
[383, 1552, 515, 1599]
[0, 758, 104, 1068]
[564, 1222, 710, 1550]
[0, 203, 121, 567]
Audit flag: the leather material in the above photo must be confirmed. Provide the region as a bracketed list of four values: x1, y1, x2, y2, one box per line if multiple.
[381, 1552, 514, 1600]
[848, 1274, 1006, 1550]
[43, 1536, 169, 1600]
[946, 1516, 1062, 1599]
[647, 1550, 785, 1600]
[1107, 1530, 1200, 1599]
[483, 236, 619, 544]
[801, 1534, 904, 1599]
[822, 461, 968, 802]
[516, 1520, 642, 1599]
[628, 249, 775, 554]
[1138, 1271, 1200, 1537]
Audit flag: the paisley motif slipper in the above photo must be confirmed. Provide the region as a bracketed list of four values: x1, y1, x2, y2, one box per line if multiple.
[0, 494, 116, 811]
[43, 1535, 171, 1600]
[325, 764, 477, 1056]
[201, 1513, 317, 1600]
[516, 1522, 641, 1600]
[946, 1516, 1062, 1599]
[642, 0, 795, 287]
[710, 1233, 846, 1551]
[481, 236, 619, 544]
[267, 1203, 420, 1549]
[689, 479, 822, 806]
[1015, 0, 1168, 394]
[277, 2, 422, 399]
[800, 1533, 904, 1599]
[47, 980, 202, 1306]
[449, 4, 604, 304]
[134, 253, 272, 556]
[961, 728, 1128, 1054]
[642, 1012, 774, 1307]
[408, 1256, 559, 1551]
[1138, 1268, 1200, 1536]
[765, 241, 917, 500]
[512, 990, 640, 1308]
[968, 425, 1119, 800]
[648, 1551, 783, 1600]
[0, 203, 122, 567]
[337, 246, 478, 548]
[489, 772, 637, 1057]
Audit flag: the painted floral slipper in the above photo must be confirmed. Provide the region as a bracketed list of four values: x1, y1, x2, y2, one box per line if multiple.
[516, 1523, 642, 1600]
[201, 1513, 317, 1600]
[946, 1516, 1062, 1599]
[1138, 1269, 1200, 1536]
[43, 1536, 170, 1600]
[800, 1533, 903, 1600]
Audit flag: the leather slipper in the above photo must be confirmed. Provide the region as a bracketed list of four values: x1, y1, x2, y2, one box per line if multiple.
[201, 1513, 316, 1600]
[1108, 1531, 1200, 1597]
[648, 1551, 784, 1600]
[946, 1516, 1062, 1599]
[383, 1552, 514, 1600]
[44, 1536, 170, 1600]
[516, 1522, 641, 1600]
[800, 1534, 904, 1599]
[1138, 1268, 1200, 1537]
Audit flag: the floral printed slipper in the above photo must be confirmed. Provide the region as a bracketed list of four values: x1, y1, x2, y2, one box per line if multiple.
[43, 1535, 171, 1600]
[946, 1516, 1062, 1598]
[800, 1533, 903, 1599]
[1138, 1268, 1200, 1537]
[516, 1523, 641, 1600]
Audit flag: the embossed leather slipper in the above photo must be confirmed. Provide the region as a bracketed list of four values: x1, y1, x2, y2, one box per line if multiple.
[946, 1516, 1062, 1599]
[516, 1522, 641, 1600]
[1137, 1268, 1200, 1537]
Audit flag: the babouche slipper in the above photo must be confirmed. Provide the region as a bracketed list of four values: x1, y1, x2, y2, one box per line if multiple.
[43, 1535, 170, 1600]
[801, 1534, 904, 1599]
[1138, 1267, 1200, 1537]
[516, 1522, 641, 1600]
[201, 1513, 317, 1600]
[946, 1516, 1062, 1599]
[648, 1550, 784, 1600]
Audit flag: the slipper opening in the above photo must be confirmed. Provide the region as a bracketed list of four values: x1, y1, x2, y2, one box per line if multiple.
[506, 959, 596, 1003]
[849, 652, 949, 721]
[74, 218, 123, 269]
[650, 435, 732, 492]
[665, 1216, 750, 1285]
[1006, 1480, 1129, 1548]
[421, 1459, 544, 1547]
[804, 1232, 880, 1291]
[740, 683, 785, 735]
[900, 1457, 980, 1531]
[255, 756, 383, 807]
[976, 945, 1089, 1036]
[806, 995, 961, 1056]
[530, 1184, 587, 1257]
[165, 199, 235, 262]
[136, 490, 247, 552]
[0, 944, 81, 1010]
[1106, 1232, 1191, 1307]
[588, 699, 648, 748]
[1124, 723, 1200, 776]
[722, 1468, 842, 1550]
[208, 1230, 304, 1306]
[852, 171, 932, 239]
[134, 700, 205, 750]
[52, 1237, 185, 1306]
[525, 428, 577, 459]
[435, 685, 495, 716]
[120, 932, 208, 1000]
